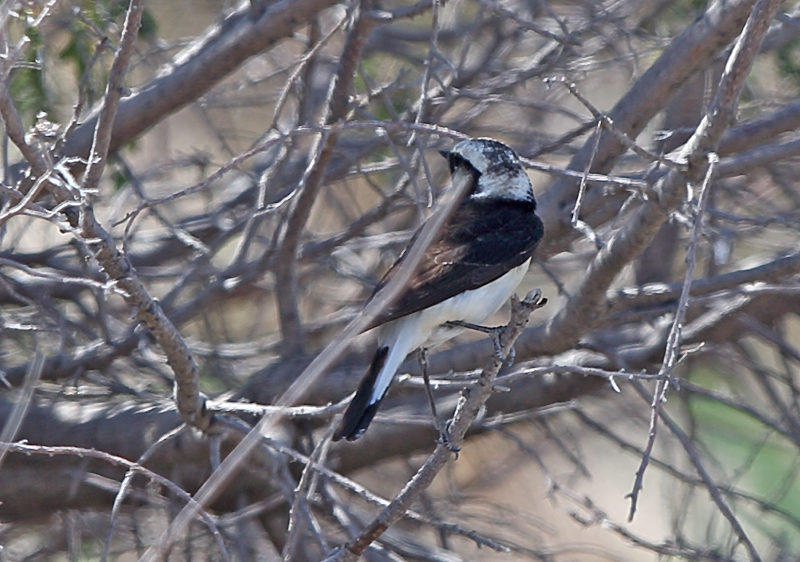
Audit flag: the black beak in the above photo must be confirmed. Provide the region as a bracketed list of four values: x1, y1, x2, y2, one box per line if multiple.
[438, 150, 450, 159]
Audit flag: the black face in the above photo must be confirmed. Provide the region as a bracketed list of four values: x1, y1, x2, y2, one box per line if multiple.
[439, 150, 481, 184]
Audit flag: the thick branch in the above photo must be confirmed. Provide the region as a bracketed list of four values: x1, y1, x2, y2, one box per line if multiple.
[536, 0, 758, 259]
[53, 0, 341, 168]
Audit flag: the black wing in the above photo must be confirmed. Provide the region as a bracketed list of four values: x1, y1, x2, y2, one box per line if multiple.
[366, 199, 543, 330]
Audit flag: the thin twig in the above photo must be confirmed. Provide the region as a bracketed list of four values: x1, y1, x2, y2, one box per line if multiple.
[627, 153, 719, 521]
[572, 121, 605, 248]
[3, 441, 230, 562]
[282, 424, 335, 561]
[631, 380, 763, 562]
[55, 21, 112, 155]
[100, 424, 189, 562]
[548, 77, 686, 172]
[81, 0, 145, 195]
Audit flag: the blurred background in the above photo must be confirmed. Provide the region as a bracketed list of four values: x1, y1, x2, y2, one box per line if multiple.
[2, 0, 800, 560]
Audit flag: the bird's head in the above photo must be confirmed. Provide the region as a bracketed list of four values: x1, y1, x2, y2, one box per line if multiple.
[439, 138, 535, 206]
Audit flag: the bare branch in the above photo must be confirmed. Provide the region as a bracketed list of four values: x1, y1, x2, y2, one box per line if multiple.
[81, 0, 145, 194]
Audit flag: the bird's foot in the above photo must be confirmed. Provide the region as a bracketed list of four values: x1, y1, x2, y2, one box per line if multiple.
[437, 421, 461, 458]
[445, 320, 515, 365]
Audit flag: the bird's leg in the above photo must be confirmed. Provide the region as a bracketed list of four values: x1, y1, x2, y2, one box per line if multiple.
[419, 347, 438, 420]
[418, 348, 460, 454]
[445, 320, 515, 366]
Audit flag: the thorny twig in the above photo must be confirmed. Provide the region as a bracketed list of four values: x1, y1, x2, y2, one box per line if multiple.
[627, 154, 719, 521]
[622, 5, 781, 562]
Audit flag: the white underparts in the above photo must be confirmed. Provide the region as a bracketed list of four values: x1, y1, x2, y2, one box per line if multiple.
[366, 258, 531, 405]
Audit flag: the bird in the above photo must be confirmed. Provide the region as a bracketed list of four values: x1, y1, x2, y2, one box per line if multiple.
[332, 137, 544, 442]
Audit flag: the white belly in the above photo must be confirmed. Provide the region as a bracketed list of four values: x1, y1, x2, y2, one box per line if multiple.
[365, 259, 531, 404]
[379, 258, 530, 351]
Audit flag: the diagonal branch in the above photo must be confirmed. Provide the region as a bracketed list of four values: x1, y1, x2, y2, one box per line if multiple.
[325, 291, 546, 561]
[81, 0, 144, 194]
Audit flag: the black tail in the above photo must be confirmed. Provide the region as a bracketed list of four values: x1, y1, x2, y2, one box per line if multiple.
[333, 346, 389, 441]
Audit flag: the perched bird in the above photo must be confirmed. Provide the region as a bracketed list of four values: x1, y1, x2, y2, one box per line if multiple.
[333, 138, 544, 442]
